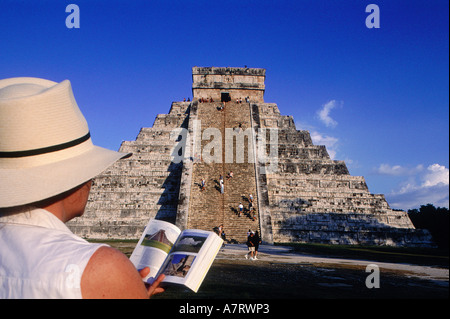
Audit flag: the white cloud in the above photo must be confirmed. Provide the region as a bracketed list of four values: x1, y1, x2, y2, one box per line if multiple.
[317, 100, 342, 128]
[421, 163, 449, 187]
[384, 164, 449, 210]
[389, 183, 449, 210]
[373, 163, 424, 176]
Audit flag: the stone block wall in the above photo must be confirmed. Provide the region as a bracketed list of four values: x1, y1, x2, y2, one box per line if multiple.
[251, 101, 433, 246]
[192, 66, 265, 103]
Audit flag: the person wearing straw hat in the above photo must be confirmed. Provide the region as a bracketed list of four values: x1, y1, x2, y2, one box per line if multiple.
[0, 77, 165, 298]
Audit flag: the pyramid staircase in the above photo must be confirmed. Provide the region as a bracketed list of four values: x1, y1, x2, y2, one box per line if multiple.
[185, 101, 260, 243]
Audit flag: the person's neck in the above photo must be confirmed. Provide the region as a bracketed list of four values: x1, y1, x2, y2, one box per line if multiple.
[37, 181, 91, 223]
[40, 201, 69, 223]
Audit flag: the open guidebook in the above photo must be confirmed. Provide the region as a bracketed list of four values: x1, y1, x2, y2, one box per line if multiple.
[129, 219, 223, 293]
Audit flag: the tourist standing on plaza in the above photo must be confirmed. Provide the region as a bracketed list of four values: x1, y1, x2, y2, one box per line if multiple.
[245, 232, 256, 260]
[0, 77, 165, 299]
[253, 231, 262, 260]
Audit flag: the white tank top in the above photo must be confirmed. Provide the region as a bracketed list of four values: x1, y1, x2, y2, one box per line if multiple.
[0, 207, 106, 299]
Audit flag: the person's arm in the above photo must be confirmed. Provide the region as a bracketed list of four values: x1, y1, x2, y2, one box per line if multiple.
[81, 246, 164, 299]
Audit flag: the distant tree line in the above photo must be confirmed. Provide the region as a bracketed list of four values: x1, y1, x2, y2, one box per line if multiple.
[408, 204, 449, 249]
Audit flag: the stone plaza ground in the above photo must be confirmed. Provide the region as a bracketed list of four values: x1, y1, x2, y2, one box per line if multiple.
[107, 240, 448, 299]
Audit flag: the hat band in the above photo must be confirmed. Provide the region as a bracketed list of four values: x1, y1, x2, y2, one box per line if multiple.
[0, 132, 91, 158]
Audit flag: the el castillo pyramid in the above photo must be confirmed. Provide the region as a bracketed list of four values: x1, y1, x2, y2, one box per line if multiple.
[67, 67, 433, 246]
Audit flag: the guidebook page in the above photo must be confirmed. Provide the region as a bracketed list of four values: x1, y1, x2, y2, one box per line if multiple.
[129, 219, 181, 283]
[157, 229, 223, 292]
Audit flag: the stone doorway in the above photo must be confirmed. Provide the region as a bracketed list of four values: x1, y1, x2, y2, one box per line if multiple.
[221, 92, 231, 102]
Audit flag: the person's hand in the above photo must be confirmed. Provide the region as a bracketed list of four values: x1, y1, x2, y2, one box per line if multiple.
[139, 267, 165, 297]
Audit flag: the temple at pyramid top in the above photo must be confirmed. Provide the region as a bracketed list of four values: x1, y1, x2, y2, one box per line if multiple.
[192, 66, 266, 103]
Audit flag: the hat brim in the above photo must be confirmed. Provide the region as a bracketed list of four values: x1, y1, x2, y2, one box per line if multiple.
[0, 146, 130, 208]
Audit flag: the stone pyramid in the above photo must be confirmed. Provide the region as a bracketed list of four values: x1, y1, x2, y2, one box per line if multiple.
[67, 67, 433, 247]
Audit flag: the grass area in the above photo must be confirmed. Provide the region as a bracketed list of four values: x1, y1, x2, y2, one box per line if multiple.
[88, 238, 138, 257]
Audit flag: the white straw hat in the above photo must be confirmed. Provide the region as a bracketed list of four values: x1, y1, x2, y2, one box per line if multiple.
[0, 77, 130, 208]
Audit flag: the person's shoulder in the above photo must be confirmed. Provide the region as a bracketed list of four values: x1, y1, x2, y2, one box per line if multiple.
[80, 246, 148, 298]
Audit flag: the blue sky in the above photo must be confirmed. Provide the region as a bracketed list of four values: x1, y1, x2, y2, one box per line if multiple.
[1, 0, 448, 210]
